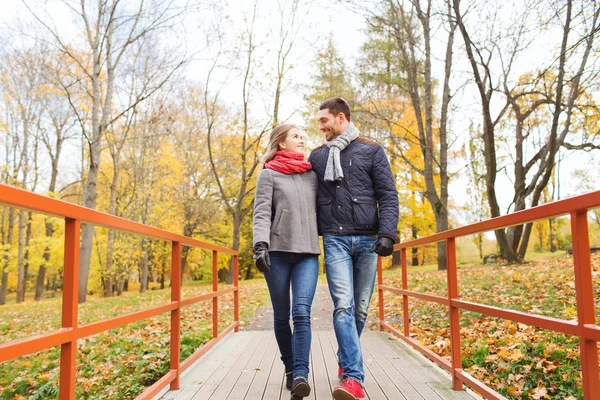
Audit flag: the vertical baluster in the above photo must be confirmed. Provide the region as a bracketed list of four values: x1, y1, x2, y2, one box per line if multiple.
[170, 242, 182, 389]
[59, 218, 80, 400]
[234, 254, 239, 332]
[571, 211, 600, 399]
[446, 237, 463, 390]
[401, 248, 409, 337]
[378, 256, 384, 331]
[213, 250, 218, 338]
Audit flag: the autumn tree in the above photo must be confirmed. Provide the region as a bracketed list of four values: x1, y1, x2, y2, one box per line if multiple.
[205, 1, 307, 282]
[453, 0, 600, 261]
[354, 0, 456, 270]
[23, 0, 198, 302]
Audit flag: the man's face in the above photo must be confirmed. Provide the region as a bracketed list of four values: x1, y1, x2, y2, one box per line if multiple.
[317, 109, 344, 142]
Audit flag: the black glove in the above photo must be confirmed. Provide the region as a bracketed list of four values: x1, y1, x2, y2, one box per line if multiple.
[370, 236, 395, 257]
[253, 241, 271, 273]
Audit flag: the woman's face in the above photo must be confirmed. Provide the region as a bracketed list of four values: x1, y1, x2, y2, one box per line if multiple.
[278, 128, 305, 154]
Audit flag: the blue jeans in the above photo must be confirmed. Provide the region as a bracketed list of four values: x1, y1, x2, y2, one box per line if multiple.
[264, 252, 319, 380]
[324, 235, 378, 385]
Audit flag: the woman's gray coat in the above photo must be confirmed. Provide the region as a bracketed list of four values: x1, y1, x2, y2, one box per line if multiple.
[253, 168, 320, 255]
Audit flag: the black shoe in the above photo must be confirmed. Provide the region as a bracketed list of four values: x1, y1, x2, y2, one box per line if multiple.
[285, 371, 293, 391]
[290, 377, 311, 399]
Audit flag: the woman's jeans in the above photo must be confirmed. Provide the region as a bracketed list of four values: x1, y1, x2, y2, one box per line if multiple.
[323, 235, 378, 385]
[264, 252, 319, 380]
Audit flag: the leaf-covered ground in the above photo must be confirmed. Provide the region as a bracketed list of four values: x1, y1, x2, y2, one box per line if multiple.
[0, 280, 270, 399]
[3, 253, 598, 399]
[373, 252, 600, 400]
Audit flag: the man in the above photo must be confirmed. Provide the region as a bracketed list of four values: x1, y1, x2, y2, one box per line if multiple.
[308, 98, 399, 400]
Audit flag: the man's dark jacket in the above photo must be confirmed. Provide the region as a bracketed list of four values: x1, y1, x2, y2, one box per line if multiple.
[308, 137, 399, 241]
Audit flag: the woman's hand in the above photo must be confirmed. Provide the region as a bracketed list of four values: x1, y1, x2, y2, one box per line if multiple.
[253, 241, 271, 273]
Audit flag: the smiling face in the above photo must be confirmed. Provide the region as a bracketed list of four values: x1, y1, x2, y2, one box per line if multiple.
[278, 128, 305, 154]
[317, 108, 348, 141]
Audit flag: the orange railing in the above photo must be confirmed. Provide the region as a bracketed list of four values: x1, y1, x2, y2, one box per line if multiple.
[377, 191, 600, 400]
[0, 183, 239, 399]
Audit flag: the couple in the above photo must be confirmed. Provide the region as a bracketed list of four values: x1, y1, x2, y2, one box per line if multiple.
[252, 97, 399, 400]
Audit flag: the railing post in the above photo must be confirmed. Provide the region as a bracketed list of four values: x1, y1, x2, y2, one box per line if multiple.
[212, 250, 219, 338]
[570, 211, 600, 399]
[401, 248, 409, 337]
[377, 256, 384, 331]
[233, 254, 239, 332]
[446, 237, 463, 391]
[170, 242, 181, 390]
[59, 218, 80, 400]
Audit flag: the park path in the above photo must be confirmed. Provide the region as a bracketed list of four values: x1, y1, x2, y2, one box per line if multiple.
[243, 282, 380, 332]
[243, 284, 335, 331]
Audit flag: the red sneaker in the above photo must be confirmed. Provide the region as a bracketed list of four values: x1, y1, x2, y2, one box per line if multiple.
[337, 367, 343, 381]
[332, 378, 366, 400]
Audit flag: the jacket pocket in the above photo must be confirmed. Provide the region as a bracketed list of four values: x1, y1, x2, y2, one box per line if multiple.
[317, 198, 332, 230]
[351, 196, 379, 230]
[272, 209, 289, 236]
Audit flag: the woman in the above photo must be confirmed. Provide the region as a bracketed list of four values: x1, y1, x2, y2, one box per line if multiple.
[253, 124, 320, 400]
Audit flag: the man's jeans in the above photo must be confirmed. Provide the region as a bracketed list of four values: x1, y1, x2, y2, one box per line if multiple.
[324, 235, 378, 385]
[264, 252, 319, 380]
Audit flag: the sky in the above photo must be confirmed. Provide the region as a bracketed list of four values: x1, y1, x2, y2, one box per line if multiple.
[1, 0, 598, 227]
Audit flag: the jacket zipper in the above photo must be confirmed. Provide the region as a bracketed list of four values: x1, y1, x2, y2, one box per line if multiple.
[348, 154, 353, 182]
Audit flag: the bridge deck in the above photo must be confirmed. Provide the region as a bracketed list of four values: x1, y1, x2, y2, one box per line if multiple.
[160, 330, 479, 400]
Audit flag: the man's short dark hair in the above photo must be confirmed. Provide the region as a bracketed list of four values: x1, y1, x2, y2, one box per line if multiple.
[319, 97, 351, 122]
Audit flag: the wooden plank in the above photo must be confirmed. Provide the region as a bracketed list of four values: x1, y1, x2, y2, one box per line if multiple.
[320, 331, 341, 391]
[319, 331, 341, 392]
[372, 332, 478, 399]
[310, 331, 332, 399]
[361, 333, 406, 400]
[226, 331, 273, 399]
[164, 329, 479, 400]
[205, 331, 268, 399]
[368, 332, 444, 399]
[428, 381, 479, 400]
[190, 332, 259, 399]
[261, 336, 285, 400]
[323, 330, 375, 400]
[361, 333, 423, 400]
[164, 332, 247, 400]
[244, 332, 279, 399]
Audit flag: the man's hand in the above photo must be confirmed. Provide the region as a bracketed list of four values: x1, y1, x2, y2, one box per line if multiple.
[370, 236, 394, 257]
[253, 241, 271, 273]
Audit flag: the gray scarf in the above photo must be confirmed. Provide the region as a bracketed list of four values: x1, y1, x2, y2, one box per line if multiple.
[325, 122, 359, 182]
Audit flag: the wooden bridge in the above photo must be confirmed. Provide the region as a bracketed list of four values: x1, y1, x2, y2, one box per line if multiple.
[158, 330, 476, 400]
[2, 183, 600, 400]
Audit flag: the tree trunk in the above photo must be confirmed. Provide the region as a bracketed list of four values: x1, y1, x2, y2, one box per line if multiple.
[435, 213, 448, 271]
[0, 209, 14, 305]
[139, 239, 149, 293]
[453, 0, 517, 262]
[228, 211, 242, 284]
[35, 217, 54, 300]
[549, 219, 557, 252]
[411, 225, 419, 266]
[21, 212, 33, 300]
[104, 156, 120, 297]
[16, 209, 27, 303]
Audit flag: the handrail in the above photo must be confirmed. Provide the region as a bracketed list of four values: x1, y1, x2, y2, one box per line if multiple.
[377, 190, 600, 400]
[0, 183, 240, 400]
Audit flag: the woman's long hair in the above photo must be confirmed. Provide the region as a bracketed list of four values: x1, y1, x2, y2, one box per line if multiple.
[260, 124, 297, 165]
